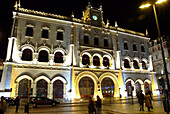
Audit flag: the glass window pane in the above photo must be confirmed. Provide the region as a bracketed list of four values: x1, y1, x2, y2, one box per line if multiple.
[84, 35, 89, 44]
[42, 29, 48, 39]
[94, 37, 99, 46]
[104, 39, 108, 47]
[25, 27, 33, 37]
[57, 31, 63, 40]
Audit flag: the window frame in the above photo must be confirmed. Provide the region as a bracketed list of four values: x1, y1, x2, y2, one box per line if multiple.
[124, 41, 129, 50]
[56, 30, 64, 41]
[141, 45, 145, 53]
[84, 34, 89, 44]
[94, 36, 99, 46]
[104, 38, 108, 47]
[41, 27, 49, 40]
[132, 43, 137, 52]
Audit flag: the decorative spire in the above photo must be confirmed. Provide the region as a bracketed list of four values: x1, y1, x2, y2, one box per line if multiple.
[71, 12, 74, 18]
[99, 4, 102, 11]
[18, 0, 21, 7]
[14, 0, 21, 10]
[106, 19, 110, 28]
[88, 2, 91, 8]
[115, 21, 118, 28]
[146, 29, 148, 36]
[14, 1, 18, 10]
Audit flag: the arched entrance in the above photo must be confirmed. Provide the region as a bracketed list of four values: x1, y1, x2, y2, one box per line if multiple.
[144, 82, 151, 93]
[135, 82, 141, 93]
[53, 80, 63, 98]
[101, 77, 114, 97]
[18, 79, 29, 98]
[126, 81, 132, 96]
[36, 79, 48, 97]
[79, 77, 94, 98]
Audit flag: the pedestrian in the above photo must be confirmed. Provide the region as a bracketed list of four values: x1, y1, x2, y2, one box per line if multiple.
[138, 90, 144, 111]
[148, 90, 153, 109]
[88, 97, 96, 114]
[15, 96, 20, 113]
[0, 96, 7, 114]
[96, 95, 102, 114]
[145, 92, 152, 111]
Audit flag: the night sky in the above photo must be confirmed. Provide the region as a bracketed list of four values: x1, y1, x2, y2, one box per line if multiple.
[0, 0, 170, 60]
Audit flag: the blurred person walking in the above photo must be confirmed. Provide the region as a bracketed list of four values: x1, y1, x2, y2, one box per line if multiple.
[96, 95, 102, 114]
[88, 97, 96, 114]
[138, 90, 144, 111]
[15, 96, 20, 113]
[145, 92, 152, 111]
[0, 96, 7, 114]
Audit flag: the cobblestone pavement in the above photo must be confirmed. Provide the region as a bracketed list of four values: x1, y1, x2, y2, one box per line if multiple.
[5, 97, 167, 114]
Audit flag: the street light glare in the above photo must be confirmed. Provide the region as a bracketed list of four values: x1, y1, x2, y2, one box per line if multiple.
[156, 0, 167, 4]
[139, 3, 151, 8]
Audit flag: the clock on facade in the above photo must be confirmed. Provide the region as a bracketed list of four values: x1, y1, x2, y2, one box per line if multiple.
[92, 15, 98, 21]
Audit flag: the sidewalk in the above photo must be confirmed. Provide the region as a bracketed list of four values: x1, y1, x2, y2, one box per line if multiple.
[5, 99, 166, 114]
[4, 95, 165, 114]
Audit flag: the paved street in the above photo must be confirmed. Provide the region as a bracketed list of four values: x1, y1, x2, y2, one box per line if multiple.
[5, 97, 167, 114]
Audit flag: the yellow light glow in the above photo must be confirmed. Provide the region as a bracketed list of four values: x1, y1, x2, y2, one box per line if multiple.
[156, 0, 167, 4]
[139, 3, 151, 8]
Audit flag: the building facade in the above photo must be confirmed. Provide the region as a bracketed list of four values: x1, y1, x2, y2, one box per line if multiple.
[149, 36, 170, 93]
[0, 3, 159, 100]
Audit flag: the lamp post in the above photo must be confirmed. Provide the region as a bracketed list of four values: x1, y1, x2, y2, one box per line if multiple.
[140, 0, 169, 113]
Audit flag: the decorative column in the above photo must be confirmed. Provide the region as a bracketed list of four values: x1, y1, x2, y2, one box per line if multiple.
[131, 62, 134, 70]
[49, 54, 54, 66]
[116, 51, 121, 69]
[139, 63, 143, 71]
[33, 82, 36, 97]
[33, 53, 38, 64]
[50, 83, 53, 99]
[118, 69, 126, 98]
[148, 55, 153, 71]
[47, 83, 51, 98]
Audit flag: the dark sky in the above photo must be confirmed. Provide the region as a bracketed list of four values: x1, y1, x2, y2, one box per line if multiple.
[0, 0, 170, 60]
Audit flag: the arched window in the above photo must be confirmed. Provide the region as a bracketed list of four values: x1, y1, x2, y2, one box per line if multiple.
[25, 27, 33, 37]
[53, 80, 63, 98]
[101, 77, 114, 97]
[38, 50, 49, 62]
[79, 77, 94, 98]
[54, 52, 63, 63]
[57, 31, 63, 40]
[18, 79, 29, 98]
[133, 44, 137, 51]
[141, 45, 145, 52]
[103, 57, 109, 67]
[124, 42, 128, 50]
[82, 54, 90, 65]
[133, 60, 139, 69]
[21, 49, 33, 61]
[93, 56, 100, 66]
[36, 79, 48, 97]
[124, 59, 130, 68]
[42, 29, 49, 39]
[142, 61, 147, 69]
[84, 35, 89, 44]
[135, 82, 141, 93]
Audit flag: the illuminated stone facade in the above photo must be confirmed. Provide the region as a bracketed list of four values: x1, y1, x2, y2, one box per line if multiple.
[149, 37, 170, 92]
[0, 3, 159, 100]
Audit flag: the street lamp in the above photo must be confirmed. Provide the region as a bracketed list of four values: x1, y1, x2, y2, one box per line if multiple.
[139, 0, 169, 113]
